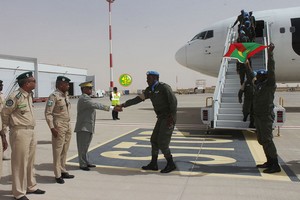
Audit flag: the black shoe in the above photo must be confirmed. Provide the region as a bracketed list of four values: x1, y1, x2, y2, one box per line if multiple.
[263, 164, 281, 173]
[87, 164, 96, 168]
[116, 118, 120, 120]
[160, 163, 176, 173]
[80, 166, 90, 171]
[27, 189, 46, 194]
[16, 196, 29, 200]
[256, 162, 271, 168]
[61, 172, 75, 179]
[141, 163, 158, 171]
[113, 118, 117, 120]
[55, 177, 65, 184]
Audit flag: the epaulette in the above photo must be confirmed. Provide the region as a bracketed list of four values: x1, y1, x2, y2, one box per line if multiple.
[15, 92, 22, 99]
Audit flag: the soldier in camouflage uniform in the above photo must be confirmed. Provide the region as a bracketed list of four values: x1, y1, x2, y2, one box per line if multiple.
[246, 43, 281, 173]
[238, 78, 255, 128]
[45, 76, 75, 184]
[119, 71, 177, 173]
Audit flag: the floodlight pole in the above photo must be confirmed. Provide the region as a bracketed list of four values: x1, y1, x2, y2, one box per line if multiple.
[107, 0, 115, 92]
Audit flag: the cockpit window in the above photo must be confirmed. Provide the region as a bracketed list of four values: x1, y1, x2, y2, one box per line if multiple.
[191, 30, 214, 41]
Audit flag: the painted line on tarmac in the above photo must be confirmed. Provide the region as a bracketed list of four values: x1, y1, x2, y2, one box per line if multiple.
[67, 128, 299, 182]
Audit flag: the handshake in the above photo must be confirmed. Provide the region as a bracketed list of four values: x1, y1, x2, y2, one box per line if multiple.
[113, 104, 124, 112]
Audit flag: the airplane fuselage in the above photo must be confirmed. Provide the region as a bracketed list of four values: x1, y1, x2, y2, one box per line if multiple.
[175, 7, 300, 83]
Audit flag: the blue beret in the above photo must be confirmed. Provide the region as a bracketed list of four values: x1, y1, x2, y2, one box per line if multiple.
[56, 76, 71, 82]
[256, 69, 268, 75]
[16, 71, 33, 81]
[146, 71, 159, 76]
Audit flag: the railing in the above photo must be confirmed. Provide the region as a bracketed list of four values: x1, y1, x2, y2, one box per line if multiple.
[212, 26, 236, 128]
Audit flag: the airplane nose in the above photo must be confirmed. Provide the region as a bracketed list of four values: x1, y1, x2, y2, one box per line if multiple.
[175, 45, 187, 67]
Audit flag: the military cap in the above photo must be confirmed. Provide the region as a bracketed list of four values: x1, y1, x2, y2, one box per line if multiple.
[79, 81, 93, 88]
[146, 71, 159, 76]
[256, 69, 268, 75]
[16, 71, 33, 81]
[56, 76, 71, 83]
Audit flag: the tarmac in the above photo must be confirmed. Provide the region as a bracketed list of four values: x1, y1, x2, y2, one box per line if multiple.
[1, 92, 300, 200]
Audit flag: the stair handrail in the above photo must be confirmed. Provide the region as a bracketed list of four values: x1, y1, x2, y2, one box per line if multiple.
[212, 26, 235, 128]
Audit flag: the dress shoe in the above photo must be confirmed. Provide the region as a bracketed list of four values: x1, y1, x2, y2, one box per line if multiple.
[16, 196, 29, 200]
[80, 166, 90, 171]
[87, 164, 96, 168]
[116, 118, 120, 120]
[141, 163, 158, 171]
[55, 177, 65, 184]
[61, 172, 75, 179]
[27, 189, 46, 194]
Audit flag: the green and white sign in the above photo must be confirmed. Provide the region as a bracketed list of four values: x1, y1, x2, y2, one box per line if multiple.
[119, 74, 132, 87]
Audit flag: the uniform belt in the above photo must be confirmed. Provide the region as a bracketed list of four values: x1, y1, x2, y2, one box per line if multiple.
[12, 125, 35, 130]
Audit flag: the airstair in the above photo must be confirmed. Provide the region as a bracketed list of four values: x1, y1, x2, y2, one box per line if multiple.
[201, 23, 286, 131]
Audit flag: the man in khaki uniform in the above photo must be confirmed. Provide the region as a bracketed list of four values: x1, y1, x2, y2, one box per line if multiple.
[2, 72, 45, 200]
[45, 76, 74, 184]
[0, 80, 8, 180]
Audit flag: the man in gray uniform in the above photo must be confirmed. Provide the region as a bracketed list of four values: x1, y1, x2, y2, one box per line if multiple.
[74, 81, 122, 171]
[246, 43, 281, 173]
[118, 71, 177, 173]
[45, 76, 75, 184]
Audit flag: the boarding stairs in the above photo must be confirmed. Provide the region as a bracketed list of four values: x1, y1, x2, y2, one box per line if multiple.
[214, 37, 267, 129]
[201, 24, 276, 130]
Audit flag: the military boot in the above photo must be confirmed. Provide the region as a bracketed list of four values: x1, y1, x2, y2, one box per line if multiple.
[142, 155, 158, 171]
[160, 155, 176, 173]
[256, 156, 271, 168]
[263, 158, 281, 173]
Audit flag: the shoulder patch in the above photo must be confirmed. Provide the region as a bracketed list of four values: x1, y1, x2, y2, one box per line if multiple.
[15, 92, 22, 99]
[47, 100, 54, 107]
[5, 99, 14, 107]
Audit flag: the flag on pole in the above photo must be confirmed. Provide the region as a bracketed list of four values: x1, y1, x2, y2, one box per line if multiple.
[223, 43, 267, 63]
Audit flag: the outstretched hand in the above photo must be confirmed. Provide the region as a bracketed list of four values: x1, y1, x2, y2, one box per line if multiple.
[268, 43, 275, 52]
[114, 105, 123, 112]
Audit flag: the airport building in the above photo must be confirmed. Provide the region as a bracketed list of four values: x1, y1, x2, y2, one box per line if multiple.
[0, 54, 87, 98]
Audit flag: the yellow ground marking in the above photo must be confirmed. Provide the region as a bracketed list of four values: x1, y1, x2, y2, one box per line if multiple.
[67, 129, 293, 182]
[140, 131, 233, 137]
[66, 128, 139, 161]
[101, 151, 236, 165]
[132, 136, 233, 144]
[243, 130, 291, 181]
[113, 142, 234, 151]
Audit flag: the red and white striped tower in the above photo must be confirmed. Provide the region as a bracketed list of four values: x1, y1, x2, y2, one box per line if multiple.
[107, 0, 115, 92]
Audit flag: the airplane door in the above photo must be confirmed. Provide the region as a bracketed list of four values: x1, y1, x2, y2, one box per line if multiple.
[291, 18, 300, 56]
[255, 20, 265, 38]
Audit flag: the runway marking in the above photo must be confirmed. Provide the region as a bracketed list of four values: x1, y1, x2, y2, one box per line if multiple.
[67, 128, 299, 182]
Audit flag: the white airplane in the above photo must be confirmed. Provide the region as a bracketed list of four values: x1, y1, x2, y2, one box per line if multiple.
[175, 7, 300, 83]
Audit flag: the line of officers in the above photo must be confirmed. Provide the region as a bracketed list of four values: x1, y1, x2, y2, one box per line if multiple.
[0, 73, 123, 200]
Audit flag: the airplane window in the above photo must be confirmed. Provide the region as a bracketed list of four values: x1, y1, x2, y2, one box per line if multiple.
[190, 30, 213, 41]
[280, 27, 285, 33]
[205, 30, 214, 39]
[197, 31, 207, 39]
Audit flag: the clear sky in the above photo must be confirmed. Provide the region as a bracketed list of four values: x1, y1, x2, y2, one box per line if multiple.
[0, 0, 299, 91]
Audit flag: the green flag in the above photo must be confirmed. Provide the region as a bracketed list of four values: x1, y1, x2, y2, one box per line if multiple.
[224, 43, 267, 63]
